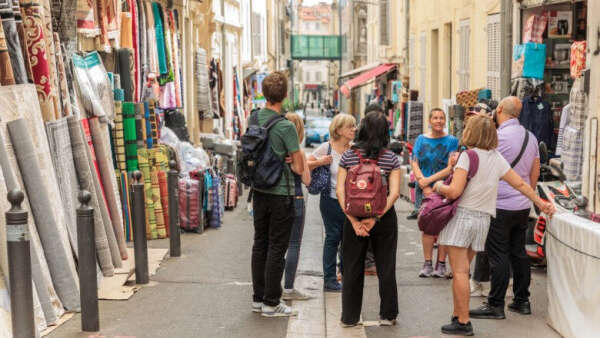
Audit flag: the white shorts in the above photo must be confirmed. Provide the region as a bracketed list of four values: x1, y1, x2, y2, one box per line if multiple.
[438, 207, 491, 252]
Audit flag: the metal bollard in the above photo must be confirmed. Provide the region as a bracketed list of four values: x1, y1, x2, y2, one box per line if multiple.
[168, 160, 181, 257]
[76, 190, 99, 332]
[131, 171, 149, 284]
[6, 189, 35, 338]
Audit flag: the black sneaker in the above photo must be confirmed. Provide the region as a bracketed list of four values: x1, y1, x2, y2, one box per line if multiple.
[441, 320, 474, 336]
[469, 303, 506, 319]
[508, 301, 532, 315]
[406, 210, 419, 220]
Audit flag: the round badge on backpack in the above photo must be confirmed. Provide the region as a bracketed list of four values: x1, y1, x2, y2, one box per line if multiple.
[357, 179, 367, 190]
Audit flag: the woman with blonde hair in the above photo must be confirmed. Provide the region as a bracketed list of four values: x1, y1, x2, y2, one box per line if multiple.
[431, 114, 555, 336]
[308, 113, 357, 292]
[282, 113, 312, 300]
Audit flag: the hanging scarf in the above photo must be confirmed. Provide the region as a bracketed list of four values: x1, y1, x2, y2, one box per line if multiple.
[144, 0, 158, 75]
[128, 0, 139, 102]
[119, 10, 133, 48]
[168, 10, 181, 107]
[158, 4, 173, 85]
[96, 0, 110, 50]
[151, 2, 166, 75]
[137, 0, 147, 88]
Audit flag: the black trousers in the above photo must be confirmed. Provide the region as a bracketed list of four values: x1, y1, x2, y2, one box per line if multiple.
[251, 190, 294, 306]
[472, 252, 490, 282]
[486, 208, 531, 307]
[341, 208, 398, 324]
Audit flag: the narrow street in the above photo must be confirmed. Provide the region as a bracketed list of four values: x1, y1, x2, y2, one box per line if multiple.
[49, 190, 560, 338]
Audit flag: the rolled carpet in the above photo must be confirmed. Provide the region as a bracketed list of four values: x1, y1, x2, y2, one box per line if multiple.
[151, 167, 166, 238]
[45, 118, 79, 257]
[0, 118, 64, 325]
[82, 118, 122, 268]
[7, 118, 80, 311]
[158, 170, 169, 237]
[137, 148, 157, 239]
[89, 117, 128, 260]
[67, 115, 115, 276]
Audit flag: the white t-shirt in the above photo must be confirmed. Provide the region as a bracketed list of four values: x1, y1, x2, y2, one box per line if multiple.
[455, 148, 511, 217]
[313, 141, 342, 199]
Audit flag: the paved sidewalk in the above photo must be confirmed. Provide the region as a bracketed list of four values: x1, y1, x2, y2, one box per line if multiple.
[49, 190, 562, 338]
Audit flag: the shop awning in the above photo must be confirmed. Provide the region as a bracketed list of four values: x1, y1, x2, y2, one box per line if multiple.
[339, 62, 381, 79]
[339, 64, 396, 97]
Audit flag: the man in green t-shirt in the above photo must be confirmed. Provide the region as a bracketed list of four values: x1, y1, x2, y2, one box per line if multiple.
[251, 72, 305, 317]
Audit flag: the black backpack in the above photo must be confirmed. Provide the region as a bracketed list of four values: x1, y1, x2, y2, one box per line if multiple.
[237, 111, 286, 189]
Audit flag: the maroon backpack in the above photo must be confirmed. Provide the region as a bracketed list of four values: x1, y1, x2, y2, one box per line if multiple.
[344, 149, 387, 218]
[418, 150, 479, 236]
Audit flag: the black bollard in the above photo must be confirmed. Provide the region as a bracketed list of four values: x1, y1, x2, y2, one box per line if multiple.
[131, 171, 149, 284]
[76, 190, 99, 332]
[168, 161, 181, 257]
[6, 189, 35, 338]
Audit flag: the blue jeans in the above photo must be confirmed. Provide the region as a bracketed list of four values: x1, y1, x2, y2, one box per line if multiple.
[284, 198, 306, 289]
[320, 194, 345, 284]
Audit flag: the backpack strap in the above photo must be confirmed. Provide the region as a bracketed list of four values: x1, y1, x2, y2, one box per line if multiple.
[263, 114, 286, 131]
[510, 127, 529, 168]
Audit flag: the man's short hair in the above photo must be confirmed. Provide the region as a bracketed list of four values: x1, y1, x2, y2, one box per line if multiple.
[262, 71, 288, 104]
[499, 96, 522, 118]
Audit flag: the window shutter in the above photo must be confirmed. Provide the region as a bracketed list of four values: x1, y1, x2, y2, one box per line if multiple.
[458, 19, 470, 91]
[409, 35, 416, 89]
[380, 0, 389, 45]
[420, 32, 427, 102]
[487, 14, 501, 100]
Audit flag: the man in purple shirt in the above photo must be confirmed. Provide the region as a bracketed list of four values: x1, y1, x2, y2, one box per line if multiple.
[470, 96, 540, 319]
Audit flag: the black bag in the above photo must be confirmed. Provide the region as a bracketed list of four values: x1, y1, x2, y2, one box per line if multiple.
[237, 111, 286, 189]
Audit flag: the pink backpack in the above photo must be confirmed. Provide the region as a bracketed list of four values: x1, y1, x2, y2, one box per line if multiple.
[418, 150, 479, 236]
[344, 150, 387, 218]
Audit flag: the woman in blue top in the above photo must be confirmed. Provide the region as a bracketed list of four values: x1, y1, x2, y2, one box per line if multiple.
[410, 108, 459, 278]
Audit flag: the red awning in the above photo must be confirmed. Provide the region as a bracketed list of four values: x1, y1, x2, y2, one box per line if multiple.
[340, 64, 396, 97]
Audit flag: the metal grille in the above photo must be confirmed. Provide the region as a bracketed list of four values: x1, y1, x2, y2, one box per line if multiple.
[487, 14, 501, 100]
[458, 19, 470, 91]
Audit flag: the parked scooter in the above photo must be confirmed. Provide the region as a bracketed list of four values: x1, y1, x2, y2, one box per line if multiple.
[526, 142, 589, 265]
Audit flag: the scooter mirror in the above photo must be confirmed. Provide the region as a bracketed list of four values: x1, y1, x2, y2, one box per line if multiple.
[539, 142, 549, 164]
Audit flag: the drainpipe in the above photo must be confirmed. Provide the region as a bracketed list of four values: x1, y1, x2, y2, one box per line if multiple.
[500, 0, 513, 97]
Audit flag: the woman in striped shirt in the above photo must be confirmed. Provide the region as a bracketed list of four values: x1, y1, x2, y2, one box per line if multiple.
[336, 111, 401, 327]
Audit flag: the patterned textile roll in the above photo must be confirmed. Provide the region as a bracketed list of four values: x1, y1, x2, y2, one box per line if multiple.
[137, 0, 146, 90]
[113, 91, 126, 171]
[149, 100, 159, 144]
[135, 102, 145, 148]
[0, 21, 15, 85]
[144, 101, 153, 148]
[76, 0, 99, 36]
[53, 33, 72, 116]
[122, 102, 138, 171]
[119, 11, 132, 48]
[0, 0, 26, 83]
[20, 0, 56, 121]
[119, 170, 133, 241]
[137, 148, 157, 239]
[96, 0, 110, 50]
[152, 2, 166, 75]
[12, 0, 32, 81]
[40, 0, 60, 119]
[150, 166, 165, 238]
[118, 48, 134, 101]
[157, 170, 169, 237]
[171, 10, 181, 107]
[128, 0, 139, 102]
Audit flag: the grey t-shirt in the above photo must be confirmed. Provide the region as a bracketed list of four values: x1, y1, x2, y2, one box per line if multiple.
[313, 141, 342, 199]
[455, 148, 511, 217]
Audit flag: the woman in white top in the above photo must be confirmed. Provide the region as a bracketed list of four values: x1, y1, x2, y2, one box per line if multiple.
[431, 115, 555, 336]
[308, 113, 357, 291]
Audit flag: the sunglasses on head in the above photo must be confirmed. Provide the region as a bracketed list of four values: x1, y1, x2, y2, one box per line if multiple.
[469, 106, 491, 113]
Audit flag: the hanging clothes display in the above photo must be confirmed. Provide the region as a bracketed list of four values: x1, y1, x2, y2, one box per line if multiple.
[561, 78, 587, 182]
[520, 95, 554, 150]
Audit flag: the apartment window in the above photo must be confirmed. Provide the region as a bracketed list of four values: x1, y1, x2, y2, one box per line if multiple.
[304, 22, 310, 31]
[419, 32, 426, 102]
[315, 22, 320, 31]
[380, 0, 390, 45]
[458, 19, 471, 91]
[487, 14, 501, 99]
[409, 35, 416, 89]
[316, 71, 322, 82]
[306, 71, 311, 82]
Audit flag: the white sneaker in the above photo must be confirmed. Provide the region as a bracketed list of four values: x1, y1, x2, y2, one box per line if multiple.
[481, 282, 491, 297]
[252, 302, 263, 313]
[470, 279, 483, 297]
[261, 302, 298, 317]
[379, 319, 397, 326]
[282, 289, 313, 301]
